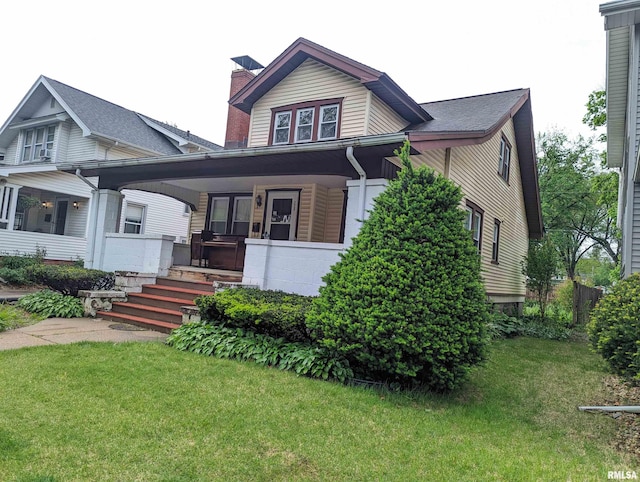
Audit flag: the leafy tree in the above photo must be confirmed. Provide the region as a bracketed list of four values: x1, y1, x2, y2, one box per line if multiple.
[583, 89, 606, 144]
[307, 140, 488, 392]
[522, 237, 559, 320]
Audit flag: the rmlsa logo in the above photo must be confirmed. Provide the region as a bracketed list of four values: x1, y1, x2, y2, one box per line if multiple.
[608, 471, 638, 480]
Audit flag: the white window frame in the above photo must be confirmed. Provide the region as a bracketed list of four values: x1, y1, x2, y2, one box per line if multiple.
[492, 220, 501, 263]
[318, 104, 339, 140]
[498, 136, 511, 182]
[231, 196, 252, 236]
[208, 197, 230, 233]
[273, 111, 292, 145]
[123, 202, 146, 234]
[294, 107, 314, 143]
[21, 125, 56, 163]
[465, 203, 483, 252]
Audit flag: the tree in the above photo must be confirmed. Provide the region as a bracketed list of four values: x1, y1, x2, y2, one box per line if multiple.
[537, 130, 601, 279]
[307, 140, 488, 392]
[583, 89, 606, 143]
[522, 236, 559, 320]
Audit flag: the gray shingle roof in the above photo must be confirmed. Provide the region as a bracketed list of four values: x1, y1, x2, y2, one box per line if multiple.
[43, 77, 221, 154]
[412, 89, 529, 134]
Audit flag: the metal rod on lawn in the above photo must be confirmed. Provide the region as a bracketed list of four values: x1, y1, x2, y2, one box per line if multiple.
[578, 406, 640, 413]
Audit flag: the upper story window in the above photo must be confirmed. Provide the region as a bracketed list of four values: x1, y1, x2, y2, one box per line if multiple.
[492, 219, 501, 263]
[270, 98, 342, 145]
[22, 125, 55, 162]
[465, 201, 484, 252]
[498, 136, 511, 183]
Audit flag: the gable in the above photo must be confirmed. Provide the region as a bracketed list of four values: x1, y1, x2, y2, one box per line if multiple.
[248, 59, 410, 147]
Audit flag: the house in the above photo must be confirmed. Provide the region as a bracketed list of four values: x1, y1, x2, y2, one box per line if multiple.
[600, 0, 640, 278]
[0, 76, 221, 261]
[58, 38, 542, 312]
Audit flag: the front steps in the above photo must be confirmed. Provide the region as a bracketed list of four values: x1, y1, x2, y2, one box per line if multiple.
[96, 270, 242, 333]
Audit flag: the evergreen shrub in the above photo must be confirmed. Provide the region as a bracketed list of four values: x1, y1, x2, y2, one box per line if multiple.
[587, 273, 640, 381]
[25, 265, 115, 296]
[306, 141, 488, 391]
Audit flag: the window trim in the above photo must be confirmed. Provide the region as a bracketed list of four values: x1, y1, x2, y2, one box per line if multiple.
[498, 135, 511, 183]
[491, 219, 501, 264]
[465, 200, 484, 253]
[21, 124, 56, 163]
[123, 202, 146, 234]
[269, 98, 343, 145]
[205, 193, 253, 235]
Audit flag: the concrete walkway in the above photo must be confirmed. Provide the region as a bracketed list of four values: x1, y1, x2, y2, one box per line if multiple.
[0, 317, 168, 351]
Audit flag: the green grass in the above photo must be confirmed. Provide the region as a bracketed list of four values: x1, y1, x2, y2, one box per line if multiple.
[0, 302, 42, 332]
[0, 338, 631, 481]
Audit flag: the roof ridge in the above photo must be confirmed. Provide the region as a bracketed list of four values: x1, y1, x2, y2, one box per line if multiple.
[42, 76, 137, 114]
[420, 88, 528, 106]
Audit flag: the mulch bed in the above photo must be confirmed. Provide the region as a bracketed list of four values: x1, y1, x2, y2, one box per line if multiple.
[599, 375, 640, 460]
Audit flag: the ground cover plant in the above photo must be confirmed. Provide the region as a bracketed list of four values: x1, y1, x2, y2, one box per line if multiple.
[0, 338, 631, 481]
[17, 290, 84, 318]
[0, 302, 42, 332]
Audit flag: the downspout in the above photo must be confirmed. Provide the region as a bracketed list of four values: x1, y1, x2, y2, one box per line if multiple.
[75, 169, 99, 268]
[346, 146, 366, 226]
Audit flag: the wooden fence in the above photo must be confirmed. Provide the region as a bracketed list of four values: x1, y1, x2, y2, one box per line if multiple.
[572, 281, 603, 327]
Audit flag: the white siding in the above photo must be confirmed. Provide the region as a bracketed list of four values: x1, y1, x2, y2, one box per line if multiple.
[120, 189, 190, 243]
[248, 59, 370, 147]
[0, 230, 86, 261]
[630, 183, 640, 271]
[66, 124, 98, 162]
[7, 171, 94, 198]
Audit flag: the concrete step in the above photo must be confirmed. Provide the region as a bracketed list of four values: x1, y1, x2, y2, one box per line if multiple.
[166, 267, 242, 284]
[96, 311, 180, 334]
[156, 276, 215, 293]
[141, 284, 212, 302]
[111, 302, 182, 324]
[127, 292, 195, 311]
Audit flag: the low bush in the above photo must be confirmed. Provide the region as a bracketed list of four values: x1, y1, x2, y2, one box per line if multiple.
[25, 265, 114, 296]
[196, 287, 313, 342]
[0, 267, 35, 287]
[0, 251, 44, 270]
[17, 290, 84, 318]
[588, 273, 640, 381]
[166, 322, 353, 382]
[486, 312, 524, 339]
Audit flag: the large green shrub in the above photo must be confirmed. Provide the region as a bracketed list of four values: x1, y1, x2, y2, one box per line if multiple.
[17, 290, 84, 318]
[306, 141, 488, 391]
[196, 287, 313, 342]
[25, 265, 114, 296]
[587, 273, 640, 381]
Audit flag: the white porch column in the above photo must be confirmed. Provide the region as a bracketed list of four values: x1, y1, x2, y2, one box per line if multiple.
[85, 189, 123, 270]
[343, 178, 388, 248]
[0, 183, 21, 231]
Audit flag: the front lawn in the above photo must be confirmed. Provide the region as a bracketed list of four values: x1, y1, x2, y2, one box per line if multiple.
[0, 338, 632, 481]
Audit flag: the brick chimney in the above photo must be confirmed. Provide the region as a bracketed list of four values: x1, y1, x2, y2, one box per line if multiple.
[224, 69, 255, 149]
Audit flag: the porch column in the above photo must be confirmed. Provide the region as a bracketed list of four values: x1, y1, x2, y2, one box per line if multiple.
[85, 189, 123, 270]
[0, 183, 21, 231]
[343, 179, 388, 248]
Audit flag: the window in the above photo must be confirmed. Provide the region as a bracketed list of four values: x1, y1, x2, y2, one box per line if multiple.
[22, 125, 55, 162]
[465, 201, 483, 252]
[270, 99, 342, 145]
[492, 219, 501, 263]
[498, 136, 511, 182]
[206, 194, 252, 235]
[123, 203, 145, 234]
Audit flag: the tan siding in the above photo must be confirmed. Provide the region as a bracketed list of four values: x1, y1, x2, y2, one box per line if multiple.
[249, 184, 314, 241]
[189, 193, 209, 234]
[367, 94, 409, 135]
[248, 59, 370, 147]
[311, 184, 328, 242]
[408, 148, 448, 175]
[324, 188, 345, 243]
[447, 119, 528, 298]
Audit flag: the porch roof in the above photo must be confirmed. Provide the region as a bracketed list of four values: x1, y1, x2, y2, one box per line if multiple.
[57, 133, 408, 190]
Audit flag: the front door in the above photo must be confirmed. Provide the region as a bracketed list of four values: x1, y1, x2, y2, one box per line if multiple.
[265, 191, 299, 241]
[53, 199, 68, 235]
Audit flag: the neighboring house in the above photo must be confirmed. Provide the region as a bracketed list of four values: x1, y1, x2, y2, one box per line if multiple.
[59, 38, 542, 311]
[600, 0, 640, 277]
[0, 76, 221, 260]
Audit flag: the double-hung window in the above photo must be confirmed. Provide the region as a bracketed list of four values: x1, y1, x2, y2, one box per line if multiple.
[271, 99, 342, 145]
[123, 203, 145, 234]
[498, 136, 511, 183]
[465, 201, 484, 252]
[206, 194, 252, 235]
[22, 125, 55, 162]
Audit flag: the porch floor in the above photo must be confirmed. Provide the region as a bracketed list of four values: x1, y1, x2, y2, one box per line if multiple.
[168, 265, 243, 284]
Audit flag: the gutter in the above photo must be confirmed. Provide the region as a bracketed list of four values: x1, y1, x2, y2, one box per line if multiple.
[578, 406, 640, 414]
[346, 146, 367, 224]
[75, 169, 98, 191]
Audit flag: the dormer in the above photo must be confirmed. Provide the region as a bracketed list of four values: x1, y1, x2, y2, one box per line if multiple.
[228, 38, 431, 149]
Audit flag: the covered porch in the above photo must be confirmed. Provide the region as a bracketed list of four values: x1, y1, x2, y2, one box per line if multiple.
[59, 134, 406, 295]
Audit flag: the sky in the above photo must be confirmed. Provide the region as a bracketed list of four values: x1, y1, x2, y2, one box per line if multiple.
[0, 0, 607, 147]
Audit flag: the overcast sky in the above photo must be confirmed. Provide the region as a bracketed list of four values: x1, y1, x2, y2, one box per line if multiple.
[1, 0, 606, 147]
